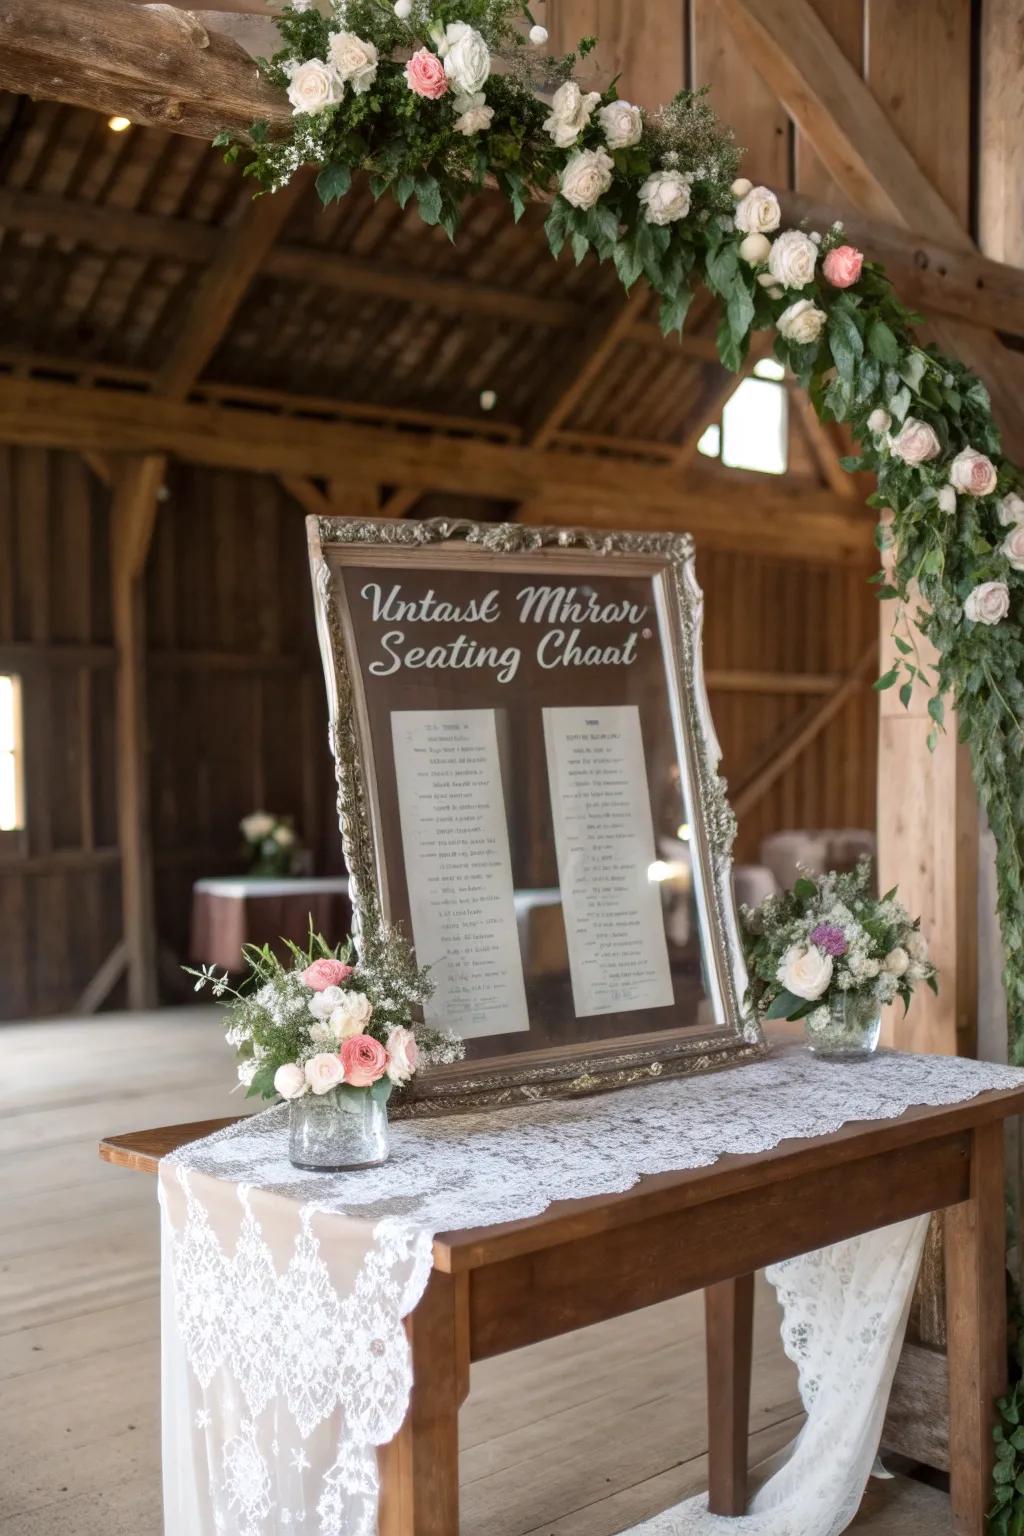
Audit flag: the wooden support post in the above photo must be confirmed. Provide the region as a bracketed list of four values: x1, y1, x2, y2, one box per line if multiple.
[378, 1271, 468, 1536]
[705, 1274, 755, 1517]
[112, 455, 166, 1011]
[945, 1122, 1008, 1535]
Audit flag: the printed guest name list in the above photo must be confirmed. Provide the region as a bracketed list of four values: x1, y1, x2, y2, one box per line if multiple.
[543, 704, 674, 1018]
[391, 709, 529, 1038]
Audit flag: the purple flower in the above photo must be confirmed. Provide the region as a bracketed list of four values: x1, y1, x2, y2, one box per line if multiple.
[810, 923, 847, 958]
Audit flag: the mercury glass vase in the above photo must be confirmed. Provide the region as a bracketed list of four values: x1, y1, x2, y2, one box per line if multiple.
[288, 1089, 390, 1171]
[804, 991, 882, 1061]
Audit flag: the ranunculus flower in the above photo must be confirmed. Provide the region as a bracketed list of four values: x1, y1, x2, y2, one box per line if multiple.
[883, 947, 909, 977]
[822, 244, 863, 288]
[739, 232, 771, 266]
[442, 22, 490, 95]
[734, 185, 781, 235]
[340, 1034, 389, 1087]
[328, 990, 374, 1041]
[385, 1025, 419, 1085]
[948, 446, 998, 498]
[964, 580, 1010, 625]
[598, 99, 643, 150]
[867, 408, 891, 435]
[560, 148, 615, 210]
[327, 31, 378, 93]
[405, 47, 448, 98]
[453, 91, 494, 135]
[767, 229, 817, 289]
[638, 169, 692, 226]
[303, 958, 355, 992]
[936, 484, 957, 514]
[274, 1062, 308, 1100]
[542, 80, 601, 148]
[779, 943, 833, 1001]
[776, 298, 826, 345]
[1003, 524, 1024, 571]
[998, 492, 1024, 527]
[285, 58, 344, 115]
[305, 1052, 346, 1095]
[890, 417, 941, 465]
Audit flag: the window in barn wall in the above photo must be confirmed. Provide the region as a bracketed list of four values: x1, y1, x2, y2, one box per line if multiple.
[697, 358, 788, 475]
[0, 674, 25, 833]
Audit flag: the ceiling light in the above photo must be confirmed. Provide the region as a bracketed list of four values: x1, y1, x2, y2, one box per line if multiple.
[107, 115, 132, 133]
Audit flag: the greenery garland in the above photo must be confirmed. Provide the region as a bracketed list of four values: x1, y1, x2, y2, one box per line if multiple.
[219, 0, 1024, 1079]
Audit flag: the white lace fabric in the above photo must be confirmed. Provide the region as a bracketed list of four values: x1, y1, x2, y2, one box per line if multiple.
[159, 1048, 1024, 1536]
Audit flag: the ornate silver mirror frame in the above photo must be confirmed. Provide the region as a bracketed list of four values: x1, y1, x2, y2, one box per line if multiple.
[307, 514, 765, 1116]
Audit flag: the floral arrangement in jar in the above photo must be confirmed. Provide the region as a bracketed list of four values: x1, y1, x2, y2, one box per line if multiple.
[188, 927, 463, 1168]
[239, 809, 301, 877]
[740, 860, 937, 1059]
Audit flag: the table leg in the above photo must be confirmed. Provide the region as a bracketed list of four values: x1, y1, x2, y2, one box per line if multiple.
[379, 1270, 469, 1536]
[946, 1121, 1008, 1536]
[705, 1272, 755, 1517]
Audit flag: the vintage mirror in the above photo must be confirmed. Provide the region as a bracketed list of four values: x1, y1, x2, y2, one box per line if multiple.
[308, 514, 764, 1114]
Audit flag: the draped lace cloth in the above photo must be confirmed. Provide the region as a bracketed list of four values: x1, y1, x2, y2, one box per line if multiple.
[158, 1049, 1024, 1536]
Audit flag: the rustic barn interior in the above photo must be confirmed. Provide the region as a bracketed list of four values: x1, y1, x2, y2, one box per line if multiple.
[2, 1, 1022, 1533]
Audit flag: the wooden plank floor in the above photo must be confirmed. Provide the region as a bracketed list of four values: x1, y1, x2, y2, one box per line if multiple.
[0, 1009, 950, 1534]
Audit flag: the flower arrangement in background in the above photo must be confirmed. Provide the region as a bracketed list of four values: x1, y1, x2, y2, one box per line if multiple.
[740, 860, 936, 1028]
[240, 809, 300, 877]
[187, 925, 463, 1103]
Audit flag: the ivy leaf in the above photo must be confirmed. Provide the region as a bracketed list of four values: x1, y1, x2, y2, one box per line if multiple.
[874, 667, 900, 691]
[889, 384, 911, 422]
[899, 679, 914, 709]
[316, 163, 352, 206]
[659, 287, 693, 337]
[613, 238, 644, 291]
[571, 227, 590, 265]
[394, 173, 416, 210]
[867, 318, 900, 366]
[726, 274, 755, 345]
[899, 350, 927, 391]
[828, 308, 864, 382]
[415, 174, 442, 226]
[545, 200, 569, 259]
[705, 241, 739, 299]
[928, 694, 945, 729]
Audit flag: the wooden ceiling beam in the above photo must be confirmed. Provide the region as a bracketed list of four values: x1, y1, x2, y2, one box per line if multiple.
[523, 289, 650, 448]
[0, 375, 872, 563]
[0, 0, 289, 141]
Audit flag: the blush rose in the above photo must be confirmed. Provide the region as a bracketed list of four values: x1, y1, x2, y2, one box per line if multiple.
[405, 48, 448, 99]
[948, 446, 998, 498]
[822, 245, 863, 288]
[303, 958, 355, 992]
[340, 1034, 389, 1087]
[385, 1026, 419, 1085]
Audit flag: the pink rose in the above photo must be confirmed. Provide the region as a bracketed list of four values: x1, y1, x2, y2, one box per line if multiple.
[340, 1033, 389, 1087]
[405, 48, 448, 99]
[303, 957, 355, 992]
[948, 446, 998, 498]
[822, 244, 863, 288]
[385, 1026, 419, 1085]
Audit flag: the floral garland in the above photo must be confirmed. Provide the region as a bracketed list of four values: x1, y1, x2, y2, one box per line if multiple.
[221, 0, 1024, 1074]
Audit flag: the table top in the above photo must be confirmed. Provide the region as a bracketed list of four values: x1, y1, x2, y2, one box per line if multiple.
[99, 1074, 1024, 1273]
[193, 877, 350, 898]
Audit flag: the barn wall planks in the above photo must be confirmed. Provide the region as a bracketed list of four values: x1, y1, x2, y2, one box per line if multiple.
[0, 445, 877, 1019]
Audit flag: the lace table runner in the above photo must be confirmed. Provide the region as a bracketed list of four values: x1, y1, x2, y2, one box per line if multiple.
[158, 1048, 1024, 1536]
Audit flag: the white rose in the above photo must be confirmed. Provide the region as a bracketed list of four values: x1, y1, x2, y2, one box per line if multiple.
[776, 298, 826, 345]
[890, 417, 941, 465]
[328, 990, 374, 1041]
[543, 80, 601, 148]
[385, 1025, 420, 1085]
[1002, 524, 1024, 571]
[883, 946, 909, 977]
[998, 492, 1024, 527]
[305, 1052, 346, 1095]
[734, 185, 781, 235]
[731, 177, 752, 198]
[560, 147, 615, 210]
[767, 229, 817, 289]
[598, 99, 643, 150]
[738, 232, 771, 266]
[936, 484, 957, 514]
[327, 31, 378, 93]
[779, 943, 834, 1001]
[529, 24, 548, 44]
[453, 92, 494, 135]
[638, 169, 692, 226]
[964, 579, 1010, 625]
[286, 58, 344, 115]
[240, 810, 275, 842]
[394, 0, 412, 16]
[274, 824, 296, 847]
[948, 446, 998, 498]
[308, 984, 347, 1022]
[274, 1062, 309, 1100]
[867, 408, 891, 435]
[442, 22, 490, 95]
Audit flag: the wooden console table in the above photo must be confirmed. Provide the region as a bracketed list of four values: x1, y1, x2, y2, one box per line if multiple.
[100, 1081, 1024, 1536]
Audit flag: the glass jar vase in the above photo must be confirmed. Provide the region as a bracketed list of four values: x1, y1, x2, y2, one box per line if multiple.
[804, 991, 881, 1061]
[288, 1088, 390, 1171]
